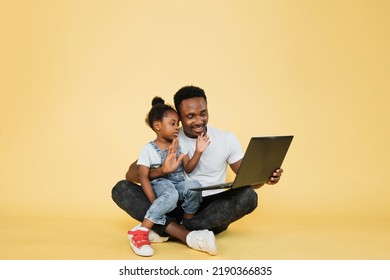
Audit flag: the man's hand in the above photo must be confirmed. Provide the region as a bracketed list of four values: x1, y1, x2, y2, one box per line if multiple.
[161, 138, 185, 175]
[267, 168, 283, 185]
[252, 169, 284, 189]
[126, 161, 140, 183]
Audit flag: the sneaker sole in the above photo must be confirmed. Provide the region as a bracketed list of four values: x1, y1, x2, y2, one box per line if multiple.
[129, 242, 154, 257]
[206, 231, 218, 255]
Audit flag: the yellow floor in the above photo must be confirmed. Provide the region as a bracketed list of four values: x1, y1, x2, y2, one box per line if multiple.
[1, 210, 389, 260]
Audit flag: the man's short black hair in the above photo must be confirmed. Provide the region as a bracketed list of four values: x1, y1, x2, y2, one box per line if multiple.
[173, 85, 207, 112]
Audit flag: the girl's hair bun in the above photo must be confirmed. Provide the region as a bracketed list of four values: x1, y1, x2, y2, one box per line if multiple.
[151, 96, 165, 106]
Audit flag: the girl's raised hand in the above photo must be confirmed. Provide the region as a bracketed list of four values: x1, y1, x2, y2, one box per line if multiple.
[196, 133, 211, 153]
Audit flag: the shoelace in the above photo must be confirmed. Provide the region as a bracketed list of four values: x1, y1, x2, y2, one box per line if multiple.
[128, 230, 151, 248]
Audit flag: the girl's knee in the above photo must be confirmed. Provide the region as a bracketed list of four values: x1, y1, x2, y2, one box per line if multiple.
[188, 180, 202, 188]
[162, 189, 179, 206]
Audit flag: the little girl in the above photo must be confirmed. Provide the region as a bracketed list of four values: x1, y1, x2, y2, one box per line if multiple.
[128, 96, 210, 257]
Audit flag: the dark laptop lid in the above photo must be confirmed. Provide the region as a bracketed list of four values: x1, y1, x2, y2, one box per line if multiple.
[190, 135, 294, 191]
[231, 135, 293, 188]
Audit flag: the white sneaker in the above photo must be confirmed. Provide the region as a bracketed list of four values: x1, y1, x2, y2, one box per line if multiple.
[149, 228, 169, 242]
[186, 230, 218, 255]
[127, 226, 154, 257]
[128, 225, 169, 243]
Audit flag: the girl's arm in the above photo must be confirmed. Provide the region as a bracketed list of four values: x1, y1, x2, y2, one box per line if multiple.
[182, 133, 210, 173]
[138, 165, 156, 203]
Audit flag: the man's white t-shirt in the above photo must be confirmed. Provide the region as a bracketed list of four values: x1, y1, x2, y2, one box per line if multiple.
[178, 126, 243, 196]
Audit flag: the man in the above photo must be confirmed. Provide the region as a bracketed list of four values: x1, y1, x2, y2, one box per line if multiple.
[112, 85, 283, 255]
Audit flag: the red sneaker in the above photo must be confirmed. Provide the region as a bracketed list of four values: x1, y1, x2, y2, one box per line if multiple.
[127, 226, 154, 257]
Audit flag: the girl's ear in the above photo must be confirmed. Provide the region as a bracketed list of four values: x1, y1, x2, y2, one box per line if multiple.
[153, 121, 161, 131]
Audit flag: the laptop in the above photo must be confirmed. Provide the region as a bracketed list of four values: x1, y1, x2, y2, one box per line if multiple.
[190, 135, 294, 191]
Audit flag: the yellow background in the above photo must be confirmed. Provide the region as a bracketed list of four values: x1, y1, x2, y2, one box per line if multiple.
[1, 0, 389, 259]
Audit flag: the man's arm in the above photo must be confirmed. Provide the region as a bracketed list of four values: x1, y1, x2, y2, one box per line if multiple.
[125, 160, 168, 183]
[229, 159, 242, 174]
